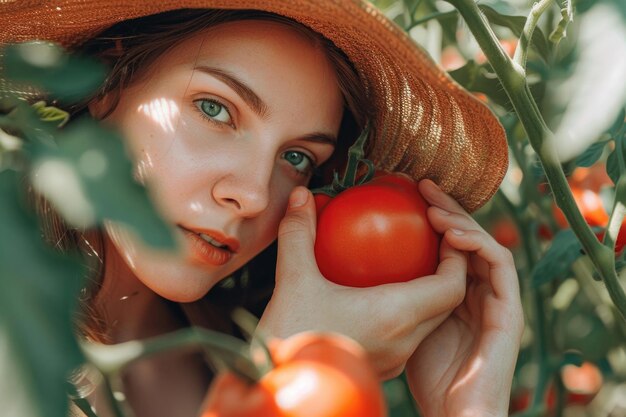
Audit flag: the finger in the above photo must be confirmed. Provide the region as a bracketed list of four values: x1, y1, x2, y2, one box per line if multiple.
[384, 238, 467, 318]
[275, 186, 320, 282]
[418, 178, 468, 215]
[443, 228, 519, 302]
[427, 205, 484, 234]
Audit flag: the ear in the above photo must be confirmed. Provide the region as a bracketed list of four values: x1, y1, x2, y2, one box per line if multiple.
[87, 92, 117, 120]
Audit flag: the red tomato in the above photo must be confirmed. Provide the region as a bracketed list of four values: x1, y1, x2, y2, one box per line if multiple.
[200, 332, 387, 417]
[569, 165, 612, 193]
[552, 186, 609, 228]
[314, 173, 440, 287]
[491, 218, 520, 248]
[561, 362, 603, 405]
[547, 184, 626, 252]
[510, 363, 603, 413]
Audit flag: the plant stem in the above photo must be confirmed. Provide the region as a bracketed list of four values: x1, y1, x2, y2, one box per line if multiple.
[72, 398, 100, 417]
[513, 0, 554, 69]
[81, 327, 261, 383]
[605, 179, 626, 250]
[530, 288, 550, 408]
[102, 374, 133, 417]
[444, 0, 626, 322]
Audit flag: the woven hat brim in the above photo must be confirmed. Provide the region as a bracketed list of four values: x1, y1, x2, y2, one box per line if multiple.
[1, 0, 508, 212]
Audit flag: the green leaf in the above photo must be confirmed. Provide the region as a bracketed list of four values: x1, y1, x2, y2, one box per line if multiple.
[559, 350, 585, 368]
[607, 143, 621, 185]
[30, 117, 177, 249]
[532, 229, 585, 287]
[0, 170, 85, 417]
[575, 140, 609, 168]
[478, 5, 551, 61]
[2, 42, 106, 103]
[448, 60, 544, 110]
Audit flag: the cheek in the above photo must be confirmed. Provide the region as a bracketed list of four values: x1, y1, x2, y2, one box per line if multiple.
[251, 175, 297, 242]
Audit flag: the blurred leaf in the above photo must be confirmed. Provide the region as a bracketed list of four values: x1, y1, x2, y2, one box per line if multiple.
[606, 140, 621, 185]
[575, 139, 610, 167]
[559, 350, 585, 368]
[0, 170, 85, 417]
[555, 303, 617, 361]
[1, 42, 106, 103]
[478, 5, 551, 61]
[383, 373, 421, 417]
[548, 2, 626, 162]
[532, 229, 584, 287]
[29, 117, 176, 249]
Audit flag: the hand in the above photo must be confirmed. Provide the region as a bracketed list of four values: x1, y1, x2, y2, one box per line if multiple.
[258, 186, 468, 380]
[405, 179, 525, 417]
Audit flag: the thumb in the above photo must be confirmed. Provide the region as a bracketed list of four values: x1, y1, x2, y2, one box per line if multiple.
[275, 186, 319, 282]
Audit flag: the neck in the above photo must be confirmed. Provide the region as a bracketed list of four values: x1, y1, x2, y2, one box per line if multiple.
[93, 235, 186, 344]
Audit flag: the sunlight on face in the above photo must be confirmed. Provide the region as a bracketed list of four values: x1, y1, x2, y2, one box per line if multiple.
[97, 19, 344, 302]
[137, 98, 181, 133]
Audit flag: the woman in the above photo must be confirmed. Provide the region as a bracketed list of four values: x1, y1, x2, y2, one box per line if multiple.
[1, 2, 523, 417]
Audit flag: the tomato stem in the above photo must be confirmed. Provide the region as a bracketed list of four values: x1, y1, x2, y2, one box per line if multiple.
[311, 124, 375, 197]
[231, 308, 275, 375]
[81, 326, 263, 384]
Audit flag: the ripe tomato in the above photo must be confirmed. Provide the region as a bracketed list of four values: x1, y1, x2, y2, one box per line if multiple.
[546, 184, 626, 252]
[560, 362, 603, 405]
[510, 363, 603, 413]
[314, 172, 440, 287]
[491, 218, 520, 248]
[200, 332, 387, 417]
[552, 186, 609, 229]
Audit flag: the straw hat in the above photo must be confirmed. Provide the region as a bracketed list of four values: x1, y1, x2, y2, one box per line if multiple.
[0, 0, 508, 212]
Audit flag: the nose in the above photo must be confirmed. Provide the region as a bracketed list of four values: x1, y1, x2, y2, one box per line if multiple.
[212, 156, 273, 218]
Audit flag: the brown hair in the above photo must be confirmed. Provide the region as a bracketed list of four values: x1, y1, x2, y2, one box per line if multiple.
[40, 8, 370, 342]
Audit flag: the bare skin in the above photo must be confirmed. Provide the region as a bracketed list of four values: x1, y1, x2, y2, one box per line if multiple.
[406, 179, 524, 417]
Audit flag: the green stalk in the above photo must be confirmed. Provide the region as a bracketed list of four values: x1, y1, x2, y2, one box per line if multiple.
[513, 0, 554, 68]
[81, 327, 261, 383]
[102, 374, 134, 417]
[311, 125, 374, 196]
[443, 0, 626, 322]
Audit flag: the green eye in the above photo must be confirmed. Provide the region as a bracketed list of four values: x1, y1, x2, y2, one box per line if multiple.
[283, 151, 313, 174]
[196, 99, 232, 125]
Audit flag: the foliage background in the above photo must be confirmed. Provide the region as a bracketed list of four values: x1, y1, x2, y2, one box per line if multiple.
[1, 0, 625, 416]
[371, 0, 626, 416]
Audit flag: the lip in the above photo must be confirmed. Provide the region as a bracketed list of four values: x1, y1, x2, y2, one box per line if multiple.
[178, 225, 240, 267]
[178, 225, 240, 253]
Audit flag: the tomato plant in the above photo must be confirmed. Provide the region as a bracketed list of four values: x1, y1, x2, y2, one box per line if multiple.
[200, 332, 387, 417]
[314, 173, 439, 287]
[543, 181, 626, 252]
[552, 186, 609, 229]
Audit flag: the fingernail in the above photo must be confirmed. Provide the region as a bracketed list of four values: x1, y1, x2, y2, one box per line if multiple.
[290, 187, 308, 208]
[435, 207, 450, 215]
[451, 228, 464, 235]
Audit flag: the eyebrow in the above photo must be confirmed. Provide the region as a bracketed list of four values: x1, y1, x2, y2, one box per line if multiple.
[193, 64, 337, 146]
[299, 132, 337, 145]
[193, 65, 269, 119]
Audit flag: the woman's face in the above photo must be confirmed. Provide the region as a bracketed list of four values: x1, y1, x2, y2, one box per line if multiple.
[99, 20, 343, 302]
